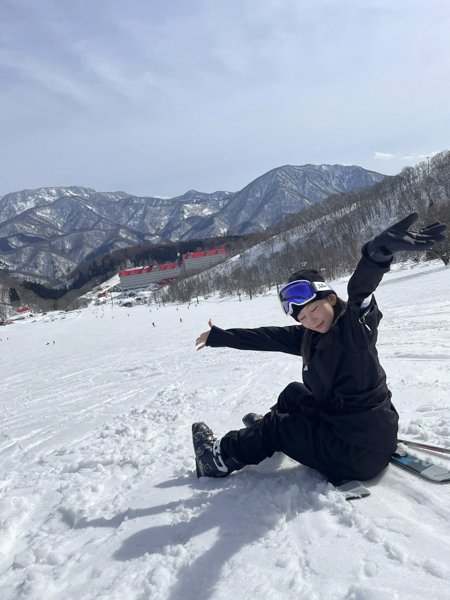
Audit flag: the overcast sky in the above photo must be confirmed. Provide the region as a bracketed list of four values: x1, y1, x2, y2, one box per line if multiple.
[1, 0, 449, 198]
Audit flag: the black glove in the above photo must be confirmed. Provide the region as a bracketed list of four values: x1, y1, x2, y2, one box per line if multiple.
[367, 213, 447, 262]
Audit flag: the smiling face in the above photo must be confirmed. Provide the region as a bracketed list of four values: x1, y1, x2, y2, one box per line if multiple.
[297, 294, 337, 333]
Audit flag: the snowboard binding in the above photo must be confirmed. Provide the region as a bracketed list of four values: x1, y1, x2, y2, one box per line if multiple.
[192, 422, 230, 478]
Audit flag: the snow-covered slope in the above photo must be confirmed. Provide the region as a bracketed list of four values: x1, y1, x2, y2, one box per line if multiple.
[1, 260, 450, 599]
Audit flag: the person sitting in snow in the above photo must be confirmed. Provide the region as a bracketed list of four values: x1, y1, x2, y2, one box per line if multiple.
[193, 214, 447, 484]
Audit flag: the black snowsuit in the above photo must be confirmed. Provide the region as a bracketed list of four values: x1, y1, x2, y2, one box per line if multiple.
[206, 249, 399, 483]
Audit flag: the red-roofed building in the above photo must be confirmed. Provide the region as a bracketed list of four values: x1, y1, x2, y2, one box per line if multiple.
[182, 248, 226, 273]
[118, 248, 226, 292]
[119, 262, 184, 291]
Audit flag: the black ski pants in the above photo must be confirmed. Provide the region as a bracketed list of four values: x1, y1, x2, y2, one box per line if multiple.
[220, 382, 391, 483]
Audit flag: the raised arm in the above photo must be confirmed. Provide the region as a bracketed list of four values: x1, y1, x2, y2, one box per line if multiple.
[347, 250, 391, 308]
[349, 213, 447, 308]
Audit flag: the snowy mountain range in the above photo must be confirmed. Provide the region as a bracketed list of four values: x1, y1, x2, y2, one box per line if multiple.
[0, 164, 384, 282]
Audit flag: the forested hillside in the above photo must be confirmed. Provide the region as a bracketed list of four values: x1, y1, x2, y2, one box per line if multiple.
[0, 234, 262, 317]
[159, 152, 450, 303]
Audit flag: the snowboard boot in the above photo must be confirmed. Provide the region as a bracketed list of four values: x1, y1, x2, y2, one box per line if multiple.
[242, 413, 263, 428]
[192, 422, 241, 478]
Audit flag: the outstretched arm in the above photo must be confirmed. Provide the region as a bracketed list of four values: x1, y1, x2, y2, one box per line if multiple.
[195, 320, 304, 356]
[195, 319, 214, 350]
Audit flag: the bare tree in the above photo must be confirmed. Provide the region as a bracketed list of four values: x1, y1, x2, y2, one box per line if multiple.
[426, 200, 450, 265]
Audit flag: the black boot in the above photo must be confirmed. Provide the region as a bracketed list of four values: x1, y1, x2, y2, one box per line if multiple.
[192, 423, 242, 478]
[242, 413, 263, 428]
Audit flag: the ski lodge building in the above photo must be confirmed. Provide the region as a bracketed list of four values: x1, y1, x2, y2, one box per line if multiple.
[118, 248, 226, 292]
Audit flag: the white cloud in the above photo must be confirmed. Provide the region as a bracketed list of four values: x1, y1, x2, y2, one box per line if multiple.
[374, 152, 396, 160]
[401, 151, 441, 161]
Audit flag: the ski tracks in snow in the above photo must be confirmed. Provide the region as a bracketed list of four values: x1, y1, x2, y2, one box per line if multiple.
[1, 261, 450, 599]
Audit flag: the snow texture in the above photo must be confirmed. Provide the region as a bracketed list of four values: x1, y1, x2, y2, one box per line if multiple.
[1, 260, 450, 600]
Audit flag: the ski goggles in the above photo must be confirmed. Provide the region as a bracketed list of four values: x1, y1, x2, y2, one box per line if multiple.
[278, 280, 334, 316]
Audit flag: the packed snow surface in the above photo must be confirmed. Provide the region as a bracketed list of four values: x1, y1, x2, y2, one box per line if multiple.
[1, 260, 450, 600]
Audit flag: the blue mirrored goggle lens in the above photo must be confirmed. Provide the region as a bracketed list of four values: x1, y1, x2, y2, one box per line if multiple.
[278, 281, 315, 315]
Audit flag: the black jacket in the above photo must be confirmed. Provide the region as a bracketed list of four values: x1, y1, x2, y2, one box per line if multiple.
[206, 250, 399, 455]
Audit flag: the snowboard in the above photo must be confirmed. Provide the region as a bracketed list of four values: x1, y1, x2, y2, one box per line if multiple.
[390, 448, 450, 482]
[333, 479, 371, 500]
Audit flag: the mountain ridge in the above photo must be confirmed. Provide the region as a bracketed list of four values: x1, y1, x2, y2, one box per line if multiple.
[0, 164, 385, 281]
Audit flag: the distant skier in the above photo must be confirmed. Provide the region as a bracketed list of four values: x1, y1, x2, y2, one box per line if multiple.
[194, 214, 447, 483]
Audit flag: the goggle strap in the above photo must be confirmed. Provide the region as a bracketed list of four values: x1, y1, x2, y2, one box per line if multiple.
[310, 281, 333, 293]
